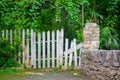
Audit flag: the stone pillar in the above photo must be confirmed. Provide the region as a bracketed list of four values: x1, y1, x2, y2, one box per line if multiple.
[84, 23, 100, 50]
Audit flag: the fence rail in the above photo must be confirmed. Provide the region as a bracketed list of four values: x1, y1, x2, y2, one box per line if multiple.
[1, 29, 83, 69]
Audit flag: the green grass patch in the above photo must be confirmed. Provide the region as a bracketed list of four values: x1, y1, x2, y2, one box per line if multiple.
[0, 68, 27, 80]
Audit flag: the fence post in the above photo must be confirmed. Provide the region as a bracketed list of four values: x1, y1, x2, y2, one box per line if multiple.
[84, 23, 100, 50]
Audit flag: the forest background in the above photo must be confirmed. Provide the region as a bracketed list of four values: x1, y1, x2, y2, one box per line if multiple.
[0, 0, 120, 50]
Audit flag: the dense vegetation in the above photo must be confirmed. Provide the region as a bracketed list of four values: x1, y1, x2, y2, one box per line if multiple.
[0, 38, 21, 67]
[0, 0, 120, 50]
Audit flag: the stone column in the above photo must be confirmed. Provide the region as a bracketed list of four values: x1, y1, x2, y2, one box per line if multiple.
[84, 23, 100, 50]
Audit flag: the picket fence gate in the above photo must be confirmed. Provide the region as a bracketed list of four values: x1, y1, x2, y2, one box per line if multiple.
[1, 29, 83, 69]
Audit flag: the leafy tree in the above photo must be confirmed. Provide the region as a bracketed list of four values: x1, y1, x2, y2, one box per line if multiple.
[0, 0, 120, 49]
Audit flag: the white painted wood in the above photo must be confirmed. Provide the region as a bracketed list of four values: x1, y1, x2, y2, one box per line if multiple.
[60, 29, 64, 66]
[10, 29, 13, 44]
[31, 29, 34, 67]
[2, 30, 4, 37]
[47, 31, 50, 68]
[6, 30, 8, 39]
[26, 29, 29, 66]
[42, 31, 45, 68]
[77, 43, 83, 49]
[69, 41, 74, 66]
[1, 29, 83, 69]
[73, 39, 77, 67]
[38, 32, 41, 68]
[63, 43, 83, 55]
[64, 39, 68, 67]
[22, 29, 25, 64]
[33, 32, 36, 69]
[56, 30, 60, 67]
[52, 31, 55, 68]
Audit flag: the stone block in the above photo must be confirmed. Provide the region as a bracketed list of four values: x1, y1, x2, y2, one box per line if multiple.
[81, 50, 120, 79]
[103, 62, 110, 68]
[111, 60, 120, 68]
[84, 23, 99, 50]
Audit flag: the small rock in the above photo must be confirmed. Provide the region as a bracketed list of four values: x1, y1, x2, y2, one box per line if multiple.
[73, 73, 78, 76]
[111, 61, 120, 68]
[103, 62, 110, 68]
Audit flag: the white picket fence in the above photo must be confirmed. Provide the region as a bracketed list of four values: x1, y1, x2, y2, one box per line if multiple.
[1, 29, 83, 69]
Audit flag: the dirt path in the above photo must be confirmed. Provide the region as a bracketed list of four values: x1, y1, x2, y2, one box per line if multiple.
[8, 71, 90, 80]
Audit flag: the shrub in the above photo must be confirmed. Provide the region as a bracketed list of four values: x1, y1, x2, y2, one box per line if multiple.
[0, 38, 20, 68]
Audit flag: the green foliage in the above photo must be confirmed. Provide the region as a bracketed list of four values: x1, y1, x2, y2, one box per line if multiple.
[81, 0, 120, 49]
[0, 0, 61, 31]
[100, 27, 119, 49]
[76, 29, 83, 43]
[99, 0, 120, 49]
[0, 38, 21, 67]
[52, 65, 62, 72]
[0, 0, 120, 49]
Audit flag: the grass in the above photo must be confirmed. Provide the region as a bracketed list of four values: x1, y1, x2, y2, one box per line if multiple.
[0, 67, 62, 79]
[0, 67, 86, 80]
[0, 68, 28, 80]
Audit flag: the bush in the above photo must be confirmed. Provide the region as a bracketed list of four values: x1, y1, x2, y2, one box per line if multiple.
[0, 38, 20, 68]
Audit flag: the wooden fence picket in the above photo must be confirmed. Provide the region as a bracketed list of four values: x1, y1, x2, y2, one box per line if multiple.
[1, 29, 82, 69]
[42, 31, 45, 68]
[26, 29, 29, 66]
[38, 32, 41, 69]
[18, 30, 21, 64]
[52, 31, 55, 68]
[56, 30, 60, 67]
[31, 29, 34, 67]
[10, 29, 13, 44]
[69, 41, 74, 66]
[6, 30, 8, 39]
[47, 31, 50, 68]
[22, 29, 25, 64]
[73, 39, 77, 67]
[33, 32, 36, 69]
[60, 29, 64, 66]
[64, 39, 68, 67]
